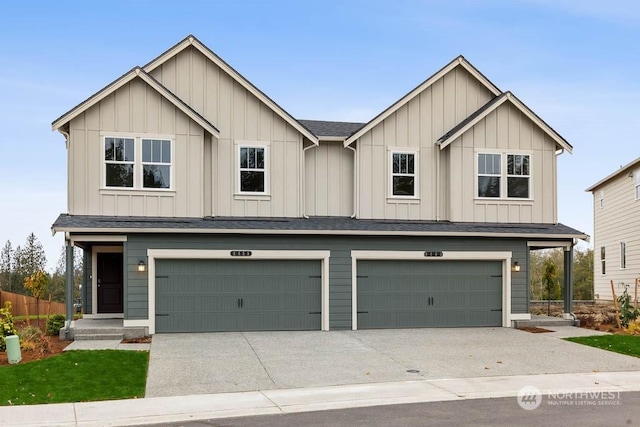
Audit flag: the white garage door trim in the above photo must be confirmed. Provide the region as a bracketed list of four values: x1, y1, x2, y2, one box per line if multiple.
[350, 250, 513, 330]
[143, 249, 331, 334]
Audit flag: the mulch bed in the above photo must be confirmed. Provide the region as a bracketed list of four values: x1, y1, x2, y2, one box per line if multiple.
[0, 319, 70, 366]
[517, 326, 554, 333]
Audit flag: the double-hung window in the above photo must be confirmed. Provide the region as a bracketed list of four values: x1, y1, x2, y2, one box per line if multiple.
[390, 151, 417, 197]
[238, 146, 267, 194]
[635, 169, 640, 199]
[620, 242, 626, 269]
[104, 136, 173, 190]
[142, 139, 171, 189]
[105, 137, 135, 188]
[477, 153, 501, 198]
[506, 154, 530, 198]
[601, 246, 606, 275]
[477, 152, 531, 199]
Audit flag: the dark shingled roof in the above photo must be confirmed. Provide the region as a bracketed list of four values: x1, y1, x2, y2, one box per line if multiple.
[52, 214, 587, 239]
[298, 120, 366, 138]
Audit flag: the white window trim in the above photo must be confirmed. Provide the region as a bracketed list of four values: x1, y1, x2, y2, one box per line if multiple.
[600, 246, 606, 275]
[140, 138, 174, 191]
[387, 148, 419, 199]
[145, 249, 331, 334]
[235, 141, 270, 197]
[475, 150, 533, 201]
[620, 242, 626, 269]
[350, 250, 515, 329]
[101, 133, 175, 192]
[599, 190, 604, 208]
[103, 136, 135, 189]
[635, 169, 640, 200]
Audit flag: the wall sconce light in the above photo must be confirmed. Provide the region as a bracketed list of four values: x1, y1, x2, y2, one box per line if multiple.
[137, 260, 146, 272]
[512, 261, 521, 272]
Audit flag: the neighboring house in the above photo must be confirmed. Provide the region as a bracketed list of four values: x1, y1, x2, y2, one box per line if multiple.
[586, 158, 640, 301]
[52, 35, 587, 336]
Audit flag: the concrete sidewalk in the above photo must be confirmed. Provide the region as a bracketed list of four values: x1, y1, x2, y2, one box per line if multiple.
[3, 370, 640, 426]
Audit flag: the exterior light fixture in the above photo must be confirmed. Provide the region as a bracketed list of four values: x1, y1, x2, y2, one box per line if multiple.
[512, 261, 521, 272]
[137, 260, 146, 272]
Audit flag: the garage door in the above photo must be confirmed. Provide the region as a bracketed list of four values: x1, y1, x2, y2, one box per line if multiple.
[155, 259, 321, 333]
[357, 260, 503, 328]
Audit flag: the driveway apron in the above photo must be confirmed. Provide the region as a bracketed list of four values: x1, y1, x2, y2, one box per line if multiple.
[145, 328, 640, 397]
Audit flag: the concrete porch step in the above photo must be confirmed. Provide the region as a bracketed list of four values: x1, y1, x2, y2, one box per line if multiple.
[72, 327, 126, 335]
[74, 333, 124, 341]
[514, 318, 577, 328]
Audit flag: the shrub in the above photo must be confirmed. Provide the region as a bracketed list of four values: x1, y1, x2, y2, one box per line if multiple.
[617, 286, 640, 328]
[46, 314, 66, 336]
[19, 326, 43, 343]
[0, 301, 18, 351]
[627, 320, 640, 335]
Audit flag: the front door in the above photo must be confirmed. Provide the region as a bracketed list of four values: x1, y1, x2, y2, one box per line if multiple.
[97, 252, 123, 313]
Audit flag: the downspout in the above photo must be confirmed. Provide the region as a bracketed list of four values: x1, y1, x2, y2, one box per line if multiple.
[346, 143, 357, 218]
[302, 143, 316, 219]
[435, 142, 440, 221]
[64, 239, 74, 340]
[57, 128, 71, 214]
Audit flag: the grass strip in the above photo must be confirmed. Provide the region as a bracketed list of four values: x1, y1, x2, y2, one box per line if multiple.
[565, 335, 640, 358]
[0, 350, 148, 405]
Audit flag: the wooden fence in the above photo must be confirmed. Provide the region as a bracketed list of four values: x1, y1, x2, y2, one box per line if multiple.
[0, 291, 65, 317]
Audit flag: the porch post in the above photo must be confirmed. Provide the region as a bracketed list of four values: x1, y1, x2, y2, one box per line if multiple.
[563, 243, 574, 317]
[64, 241, 74, 338]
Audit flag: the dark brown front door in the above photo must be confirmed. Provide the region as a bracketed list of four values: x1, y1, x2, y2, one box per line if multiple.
[97, 252, 123, 313]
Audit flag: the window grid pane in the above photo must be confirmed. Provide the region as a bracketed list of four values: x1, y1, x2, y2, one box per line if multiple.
[391, 152, 416, 196]
[477, 153, 501, 197]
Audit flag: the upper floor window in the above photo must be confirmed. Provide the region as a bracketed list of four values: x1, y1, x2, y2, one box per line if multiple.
[477, 152, 531, 199]
[620, 242, 626, 269]
[238, 145, 268, 194]
[600, 246, 606, 275]
[104, 136, 173, 190]
[142, 139, 171, 189]
[635, 169, 640, 200]
[507, 154, 530, 198]
[477, 153, 501, 198]
[599, 190, 604, 208]
[390, 151, 417, 197]
[105, 137, 134, 188]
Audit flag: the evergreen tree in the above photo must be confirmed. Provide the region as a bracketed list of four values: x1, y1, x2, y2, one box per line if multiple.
[0, 240, 11, 291]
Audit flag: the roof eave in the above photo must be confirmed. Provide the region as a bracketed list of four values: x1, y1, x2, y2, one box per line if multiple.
[586, 156, 640, 192]
[344, 56, 502, 147]
[143, 35, 319, 145]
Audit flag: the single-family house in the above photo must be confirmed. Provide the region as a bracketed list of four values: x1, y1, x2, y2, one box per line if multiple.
[586, 158, 640, 301]
[52, 35, 587, 336]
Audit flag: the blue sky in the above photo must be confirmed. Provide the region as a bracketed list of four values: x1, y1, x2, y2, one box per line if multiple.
[0, 0, 638, 268]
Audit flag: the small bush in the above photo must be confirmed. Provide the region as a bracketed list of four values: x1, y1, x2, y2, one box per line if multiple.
[19, 326, 43, 343]
[625, 320, 640, 335]
[46, 314, 66, 336]
[617, 286, 640, 328]
[0, 301, 18, 351]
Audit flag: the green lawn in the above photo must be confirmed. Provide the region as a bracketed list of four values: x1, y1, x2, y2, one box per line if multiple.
[565, 335, 640, 358]
[0, 350, 148, 405]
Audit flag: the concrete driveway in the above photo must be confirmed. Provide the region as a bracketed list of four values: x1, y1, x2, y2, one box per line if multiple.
[145, 327, 640, 397]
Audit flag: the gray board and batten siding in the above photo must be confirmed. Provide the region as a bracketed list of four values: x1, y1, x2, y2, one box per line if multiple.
[122, 234, 532, 330]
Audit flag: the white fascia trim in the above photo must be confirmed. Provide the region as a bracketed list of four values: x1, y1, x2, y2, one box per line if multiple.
[71, 235, 127, 245]
[137, 70, 220, 139]
[344, 56, 501, 147]
[123, 319, 149, 328]
[146, 249, 331, 334]
[350, 250, 513, 330]
[318, 136, 347, 142]
[55, 227, 589, 241]
[510, 313, 532, 320]
[52, 68, 220, 139]
[142, 36, 318, 145]
[438, 95, 509, 149]
[527, 240, 572, 249]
